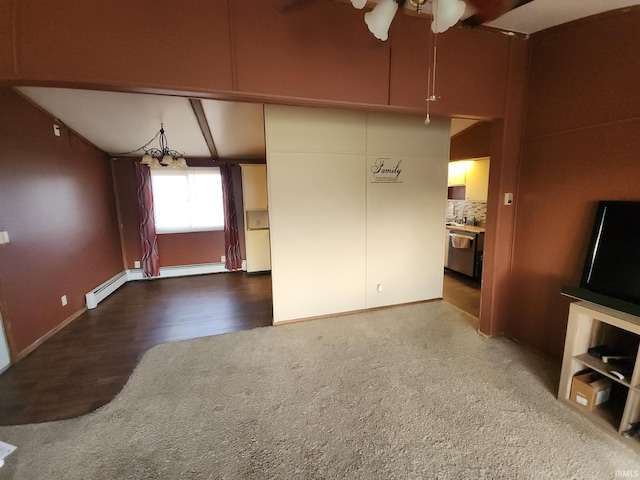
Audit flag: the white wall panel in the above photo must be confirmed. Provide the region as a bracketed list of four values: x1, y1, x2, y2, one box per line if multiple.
[367, 112, 451, 157]
[266, 105, 366, 154]
[365, 116, 450, 308]
[265, 104, 450, 323]
[268, 152, 366, 322]
[366, 154, 448, 308]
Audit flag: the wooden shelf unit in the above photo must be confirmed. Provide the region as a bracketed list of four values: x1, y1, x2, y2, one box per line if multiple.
[559, 300, 640, 451]
[558, 301, 640, 451]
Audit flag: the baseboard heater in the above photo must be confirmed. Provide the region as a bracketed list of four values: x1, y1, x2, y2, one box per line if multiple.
[87, 261, 247, 309]
[126, 262, 240, 281]
[85, 271, 128, 309]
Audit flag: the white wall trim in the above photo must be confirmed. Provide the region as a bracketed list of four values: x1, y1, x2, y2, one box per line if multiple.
[87, 261, 247, 309]
[0, 309, 10, 373]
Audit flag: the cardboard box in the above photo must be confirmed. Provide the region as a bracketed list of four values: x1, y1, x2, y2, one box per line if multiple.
[570, 371, 612, 411]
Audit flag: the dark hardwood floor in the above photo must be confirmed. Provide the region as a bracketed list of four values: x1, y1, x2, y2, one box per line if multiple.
[443, 269, 481, 328]
[0, 272, 273, 426]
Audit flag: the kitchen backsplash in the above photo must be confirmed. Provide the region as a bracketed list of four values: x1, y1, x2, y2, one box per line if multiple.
[447, 200, 487, 226]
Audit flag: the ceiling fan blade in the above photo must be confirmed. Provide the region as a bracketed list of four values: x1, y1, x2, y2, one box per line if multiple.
[462, 0, 534, 27]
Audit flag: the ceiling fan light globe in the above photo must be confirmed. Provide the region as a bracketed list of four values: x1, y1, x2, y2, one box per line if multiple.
[364, 0, 398, 41]
[175, 157, 188, 168]
[431, 0, 466, 33]
[351, 0, 366, 9]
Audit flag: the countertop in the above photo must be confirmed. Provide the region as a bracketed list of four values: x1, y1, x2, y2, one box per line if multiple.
[445, 224, 486, 234]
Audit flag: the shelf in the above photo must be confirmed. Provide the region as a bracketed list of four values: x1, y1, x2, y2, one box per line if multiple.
[573, 353, 632, 387]
[559, 301, 640, 453]
[562, 398, 622, 433]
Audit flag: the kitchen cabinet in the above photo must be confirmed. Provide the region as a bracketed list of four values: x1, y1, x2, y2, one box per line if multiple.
[465, 158, 490, 202]
[448, 161, 468, 186]
[447, 158, 489, 202]
[240, 164, 271, 273]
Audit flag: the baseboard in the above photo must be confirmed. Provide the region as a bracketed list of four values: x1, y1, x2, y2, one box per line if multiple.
[273, 299, 439, 326]
[16, 307, 87, 362]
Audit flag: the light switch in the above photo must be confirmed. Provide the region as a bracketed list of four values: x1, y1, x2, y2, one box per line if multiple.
[53, 124, 61, 137]
[0, 231, 9, 244]
[504, 193, 514, 206]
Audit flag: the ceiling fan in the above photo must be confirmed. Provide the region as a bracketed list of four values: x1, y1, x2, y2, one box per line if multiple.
[355, 0, 535, 38]
[278, 0, 534, 39]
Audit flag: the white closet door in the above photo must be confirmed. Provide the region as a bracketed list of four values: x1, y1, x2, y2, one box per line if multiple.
[0, 312, 10, 373]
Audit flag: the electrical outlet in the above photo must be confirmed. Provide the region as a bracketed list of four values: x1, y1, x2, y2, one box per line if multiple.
[221, 255, 226, 263]
[61, 295, 67, 306]
[134, 260, 141, 269]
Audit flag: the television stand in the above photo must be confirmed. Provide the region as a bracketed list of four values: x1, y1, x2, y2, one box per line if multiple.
[559, 300, 640, 452]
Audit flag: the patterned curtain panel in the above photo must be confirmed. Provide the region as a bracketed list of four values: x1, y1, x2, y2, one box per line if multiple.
[135, 163, 160, 278]
[220, 164, 243, 271]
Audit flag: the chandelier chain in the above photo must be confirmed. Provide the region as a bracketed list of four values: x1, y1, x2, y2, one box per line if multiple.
[107, 130, 161, 158]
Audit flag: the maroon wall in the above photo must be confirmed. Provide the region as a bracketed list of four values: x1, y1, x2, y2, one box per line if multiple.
[12, 0, 233, 93]
[506, 9, 640, 359]
[0, 0, 522, 120]
[0, 88, 123, 358]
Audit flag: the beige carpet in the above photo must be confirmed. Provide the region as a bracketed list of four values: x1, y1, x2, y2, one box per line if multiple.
[1, 301, 638, 479]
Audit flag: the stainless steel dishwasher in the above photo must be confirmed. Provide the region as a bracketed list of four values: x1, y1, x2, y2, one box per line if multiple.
[446, 231, 478, 277]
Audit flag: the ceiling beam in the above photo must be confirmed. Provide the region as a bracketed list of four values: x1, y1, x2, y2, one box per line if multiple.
[189, 98, 218, 159]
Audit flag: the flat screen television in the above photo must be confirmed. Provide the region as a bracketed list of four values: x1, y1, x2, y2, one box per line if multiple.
[562, 200, 640, 317]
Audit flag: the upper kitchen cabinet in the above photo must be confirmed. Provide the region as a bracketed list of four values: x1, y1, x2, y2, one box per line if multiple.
[448, 161, 467, 186]
[450, 122, 492, 161]
[241, 164, 271, 273]
[448, 158, 490, 202]
[465, 158, 490, 202]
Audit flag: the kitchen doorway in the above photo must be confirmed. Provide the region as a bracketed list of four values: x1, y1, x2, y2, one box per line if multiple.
[443, 120, 491, 326]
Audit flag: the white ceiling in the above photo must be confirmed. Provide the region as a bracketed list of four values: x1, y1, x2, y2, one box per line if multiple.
[201, 100, 266, 160]
[396, 0, 640, 34]
[483, 0, 640, 34]
[15, 1, 638, 159]
[17, 87, 266, 160]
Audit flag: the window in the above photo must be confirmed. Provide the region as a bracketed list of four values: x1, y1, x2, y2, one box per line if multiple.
[150, 167, 224, 234]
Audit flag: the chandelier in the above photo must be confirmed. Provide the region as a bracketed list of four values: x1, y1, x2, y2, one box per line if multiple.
[140, 123, 187, 168]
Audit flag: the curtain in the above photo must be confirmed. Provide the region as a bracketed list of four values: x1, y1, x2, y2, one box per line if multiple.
[220, 164, 243, 271]
[135, 163, 160, 278]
